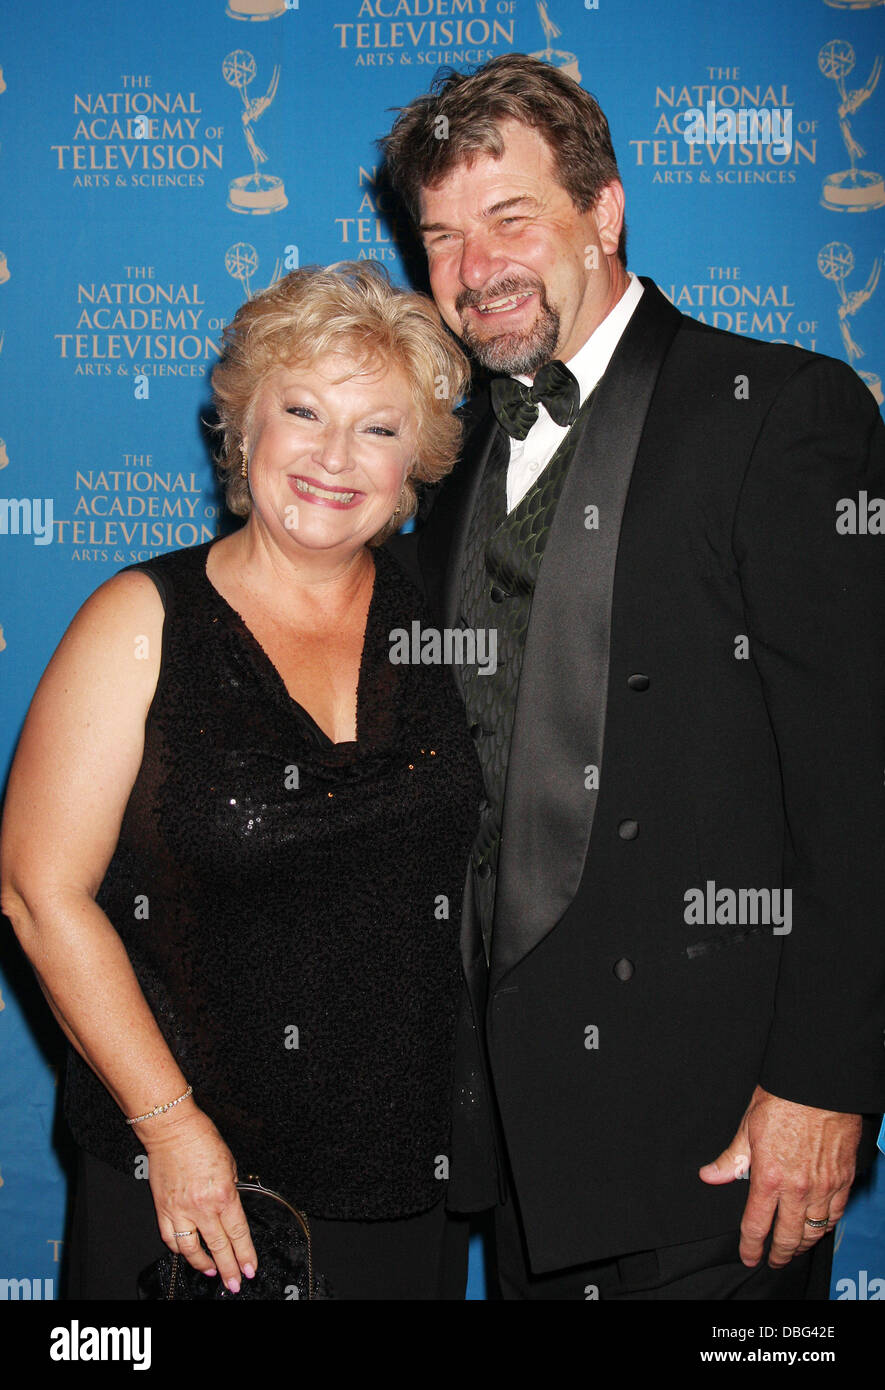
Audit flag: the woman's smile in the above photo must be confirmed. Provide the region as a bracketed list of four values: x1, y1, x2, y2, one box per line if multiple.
[287, 474, 363, 508]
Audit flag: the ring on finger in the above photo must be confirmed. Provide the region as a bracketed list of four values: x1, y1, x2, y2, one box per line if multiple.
[173, 1228, 196, 1238]
[804, 1216, 829, 1230]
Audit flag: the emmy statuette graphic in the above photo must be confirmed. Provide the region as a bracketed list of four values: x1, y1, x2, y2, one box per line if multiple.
[227, 0, 286, 18]
[818, 240, 883, 402]
[225, 241, 282, 301]
[223, 51, 288, 214]
[818, 40, 885, 210]
[531, 2, 582, 85]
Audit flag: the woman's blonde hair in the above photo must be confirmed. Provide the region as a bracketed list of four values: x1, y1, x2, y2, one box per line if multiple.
[211, 261, 470, 543]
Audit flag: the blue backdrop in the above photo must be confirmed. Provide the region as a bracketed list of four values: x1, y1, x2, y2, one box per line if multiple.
[1, 0, 884, 1302]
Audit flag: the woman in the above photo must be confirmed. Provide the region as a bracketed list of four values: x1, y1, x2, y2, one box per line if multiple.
[0, 263, 482, 1299]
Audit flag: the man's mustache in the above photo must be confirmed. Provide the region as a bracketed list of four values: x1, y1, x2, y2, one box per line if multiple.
[455, 277, 545, 314]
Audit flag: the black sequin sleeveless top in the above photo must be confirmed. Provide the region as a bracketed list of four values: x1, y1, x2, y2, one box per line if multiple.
[63, 539, 482, 1220]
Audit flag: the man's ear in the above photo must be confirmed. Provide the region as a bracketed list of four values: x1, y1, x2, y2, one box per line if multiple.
[592, 180, 625, 259]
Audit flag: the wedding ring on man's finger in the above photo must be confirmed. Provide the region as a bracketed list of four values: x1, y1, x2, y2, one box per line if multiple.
[173, 1229, 195, 1238]
[804, 1216, 829, 1229]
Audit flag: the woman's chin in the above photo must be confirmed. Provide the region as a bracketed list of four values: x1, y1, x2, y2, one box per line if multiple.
[274, 519, 374, 555]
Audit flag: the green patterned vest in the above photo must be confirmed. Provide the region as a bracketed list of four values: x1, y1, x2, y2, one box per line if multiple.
[460, 395, 594, 955]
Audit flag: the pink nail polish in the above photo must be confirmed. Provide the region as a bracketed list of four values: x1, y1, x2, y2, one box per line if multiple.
[227, 1277, 240, 1294]
[203, 1268, 217, 1278]
[244, 1264, 255, 1279]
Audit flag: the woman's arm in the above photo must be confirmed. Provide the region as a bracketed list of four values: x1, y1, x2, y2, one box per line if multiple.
[1, 570, 257, 1290]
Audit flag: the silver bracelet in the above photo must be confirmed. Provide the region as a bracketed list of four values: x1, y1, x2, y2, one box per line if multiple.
[126, 1084, 193, 1126]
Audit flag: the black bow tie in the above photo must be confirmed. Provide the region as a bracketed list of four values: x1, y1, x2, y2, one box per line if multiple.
[490, 360, 581, 441]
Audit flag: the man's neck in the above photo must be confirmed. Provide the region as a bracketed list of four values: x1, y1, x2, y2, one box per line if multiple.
[557, 261, 632, 368]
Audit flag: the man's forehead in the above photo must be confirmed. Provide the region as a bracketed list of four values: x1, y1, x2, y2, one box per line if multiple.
[419, 124, 560, 215]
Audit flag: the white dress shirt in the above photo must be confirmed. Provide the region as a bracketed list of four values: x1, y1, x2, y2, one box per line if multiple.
[505, 272, 644, 514]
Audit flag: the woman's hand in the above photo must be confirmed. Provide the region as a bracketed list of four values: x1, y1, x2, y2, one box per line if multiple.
[142, 1105, 258, 1293]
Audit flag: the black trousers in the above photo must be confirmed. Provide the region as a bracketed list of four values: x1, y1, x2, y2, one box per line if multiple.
[65, 1148, 470, 1301]
[493, 1182, 835, 1300]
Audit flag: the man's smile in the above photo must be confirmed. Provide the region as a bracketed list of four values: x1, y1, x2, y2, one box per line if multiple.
[473, 290, 536, 316]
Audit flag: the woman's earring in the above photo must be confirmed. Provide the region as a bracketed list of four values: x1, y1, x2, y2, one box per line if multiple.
[239, 441, 248, 480]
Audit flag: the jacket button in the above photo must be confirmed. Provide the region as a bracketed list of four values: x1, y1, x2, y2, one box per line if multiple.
[613, 957, 635, 981]
[627, 674, 650, 691]
[618, 819, 639, 840]
[489, 584, 508, 603]
[469, 723, 483, 740]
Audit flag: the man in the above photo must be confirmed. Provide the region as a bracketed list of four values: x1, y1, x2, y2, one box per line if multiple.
[383, 54, 885, 1299]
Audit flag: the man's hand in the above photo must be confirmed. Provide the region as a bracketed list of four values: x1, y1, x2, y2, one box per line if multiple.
[698, 1085, 861, 1268]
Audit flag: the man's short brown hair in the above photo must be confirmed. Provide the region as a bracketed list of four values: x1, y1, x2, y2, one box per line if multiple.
[382, 53, 626, 264]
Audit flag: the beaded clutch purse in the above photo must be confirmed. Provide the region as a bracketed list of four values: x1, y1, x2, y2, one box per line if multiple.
[137, 1177, 333, 1301]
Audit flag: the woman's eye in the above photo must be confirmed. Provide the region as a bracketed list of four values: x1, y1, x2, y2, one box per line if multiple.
[366, 425, 396, 437]
[286, 405, 315, 419]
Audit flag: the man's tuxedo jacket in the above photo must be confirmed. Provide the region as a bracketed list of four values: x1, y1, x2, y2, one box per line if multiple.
[398, 277, 885, 1273]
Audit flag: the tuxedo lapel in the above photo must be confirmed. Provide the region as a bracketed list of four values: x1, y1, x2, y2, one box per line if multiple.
[418, 393, 503, 630]
[416, 394, 504, 974]
[489, 278, 683, 988]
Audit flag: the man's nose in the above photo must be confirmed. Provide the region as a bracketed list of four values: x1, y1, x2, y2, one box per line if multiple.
[457, 231, 505, 291]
